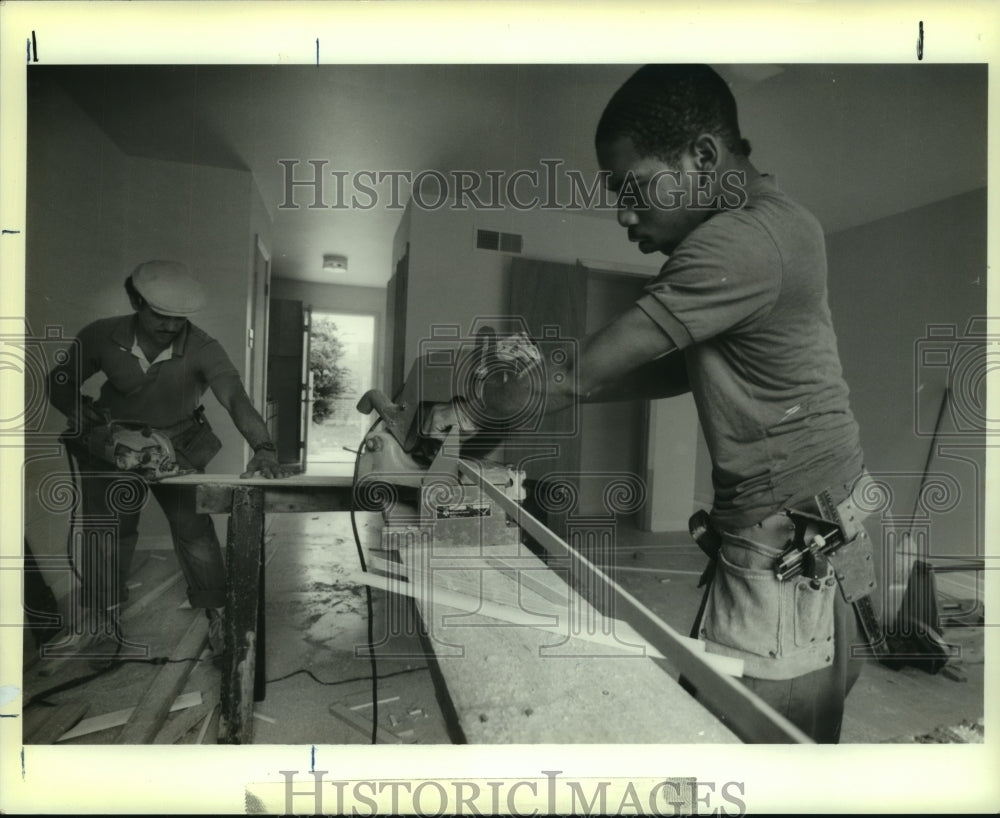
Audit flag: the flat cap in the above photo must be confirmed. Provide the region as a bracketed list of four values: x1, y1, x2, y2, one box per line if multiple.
[130, 260, 207, 317]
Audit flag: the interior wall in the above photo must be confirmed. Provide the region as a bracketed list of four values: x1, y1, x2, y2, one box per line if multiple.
[825, 188, 987, 560]
[23, 77, 130, 576]
[691, 187, 987, 560]
[121, 155, 255, 478]
[402, 204, 702, 531]
[402, 206, 662, 364]
[23, 79, 268, 592]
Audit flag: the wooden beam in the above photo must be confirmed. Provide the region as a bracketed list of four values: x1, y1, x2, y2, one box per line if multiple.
[165, 474, 353, 514]
[60, 692, 203, 742]
[352, 568, 743, 677]
[218, 485, 265, 744]
[117, 615, 208, 743]
[459, 459, 812, 744]
[155, 691, 219, 745]
[195, 483, 354, 514]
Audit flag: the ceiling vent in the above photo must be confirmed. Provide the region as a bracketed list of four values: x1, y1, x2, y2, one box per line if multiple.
[475, 229, 523, 254]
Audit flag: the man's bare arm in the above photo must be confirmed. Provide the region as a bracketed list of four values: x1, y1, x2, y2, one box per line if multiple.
[426, 307, 681, 439]
[209, 371, 290, 478]
[490, 305, 680, 416]
[581, 351, 689, 404]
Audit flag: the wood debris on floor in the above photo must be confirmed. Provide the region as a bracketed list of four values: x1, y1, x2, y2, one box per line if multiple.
[19, 516, 985, 746]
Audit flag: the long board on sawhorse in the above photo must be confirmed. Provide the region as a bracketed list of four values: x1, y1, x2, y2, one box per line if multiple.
[161, 473, 354, 744]
[456, 460, 812, 743]
[377, 515, 738, 743]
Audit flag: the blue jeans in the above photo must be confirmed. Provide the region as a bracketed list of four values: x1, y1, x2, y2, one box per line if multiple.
[75, 452, 226, 611]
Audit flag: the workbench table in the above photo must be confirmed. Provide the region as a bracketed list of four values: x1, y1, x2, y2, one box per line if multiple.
[163, 473, 354, 744]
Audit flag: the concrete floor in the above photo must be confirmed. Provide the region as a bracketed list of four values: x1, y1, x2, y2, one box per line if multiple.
[22, 512, 984, 745]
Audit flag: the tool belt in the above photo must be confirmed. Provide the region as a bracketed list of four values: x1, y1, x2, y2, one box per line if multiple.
[163, 405, 222, 471]
[689, 471, 888, 661]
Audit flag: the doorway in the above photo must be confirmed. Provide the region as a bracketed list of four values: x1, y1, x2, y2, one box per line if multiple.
[305, 311, 378, 470]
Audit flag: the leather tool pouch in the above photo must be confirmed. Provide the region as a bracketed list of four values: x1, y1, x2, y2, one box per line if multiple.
[826, 530, 878, 604]
[170, 408, 222, 471]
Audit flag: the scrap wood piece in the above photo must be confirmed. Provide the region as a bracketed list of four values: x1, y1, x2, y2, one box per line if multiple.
[154, 690, 220, 745]
[196, 705, 219, 745]
[121, 570, 184, 623]
[328, 703, 404, 744]
[58, 691, 202, 742]
[23, 701, 90, 745]
[116, 613, 209, 744]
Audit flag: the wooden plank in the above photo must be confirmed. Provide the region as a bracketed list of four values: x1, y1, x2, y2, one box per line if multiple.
[23, 701, 90, 745]
[461, 460, 811, 744]
[218, 486, 264, 744]
[120, 570, 184, 622]
[352, 568, 743, 677]
[117, 615, 209, 743]
[59, 692, 202, 742]
[192, 481, 353, 514]
[196, 705, 219, 744]
[164, 473, 355, 487]
[153, 690, 219, 744]
[368, 554, 743, 675]
[393, 542, 736, 743]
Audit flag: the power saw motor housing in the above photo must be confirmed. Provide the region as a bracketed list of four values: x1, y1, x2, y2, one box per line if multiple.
[72, 421, 188, 481]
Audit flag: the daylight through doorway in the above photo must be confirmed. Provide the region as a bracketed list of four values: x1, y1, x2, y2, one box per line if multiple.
[306, 311, 376, 467]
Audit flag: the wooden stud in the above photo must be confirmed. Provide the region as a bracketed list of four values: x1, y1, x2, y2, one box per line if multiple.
[117, 615, 208, 743]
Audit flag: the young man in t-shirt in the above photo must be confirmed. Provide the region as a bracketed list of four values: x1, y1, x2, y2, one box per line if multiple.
[430, 64, 873, 743]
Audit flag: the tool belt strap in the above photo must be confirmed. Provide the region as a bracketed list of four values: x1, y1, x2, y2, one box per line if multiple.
[157, 405, 208, 438]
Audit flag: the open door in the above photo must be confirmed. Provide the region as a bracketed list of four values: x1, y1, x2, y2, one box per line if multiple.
[267, 298, 306, 468]
[248, 235, 272, 412]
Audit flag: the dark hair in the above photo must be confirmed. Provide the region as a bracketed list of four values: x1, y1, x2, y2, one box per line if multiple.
[596, 64, 751, 163]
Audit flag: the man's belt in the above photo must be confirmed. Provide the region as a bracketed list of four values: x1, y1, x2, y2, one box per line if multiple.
[157, 405, 208, 438]
[778, 475, 889, 662]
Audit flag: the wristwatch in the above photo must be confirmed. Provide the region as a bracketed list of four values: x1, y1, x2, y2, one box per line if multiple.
[253, 441, 277, 454]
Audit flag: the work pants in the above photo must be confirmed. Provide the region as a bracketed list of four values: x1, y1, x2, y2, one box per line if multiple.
[740, 591, 863, 743]
[74, 452, 226, 612]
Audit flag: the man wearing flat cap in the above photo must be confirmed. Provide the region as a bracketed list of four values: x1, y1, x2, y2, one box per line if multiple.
[47, 260, 289, 663]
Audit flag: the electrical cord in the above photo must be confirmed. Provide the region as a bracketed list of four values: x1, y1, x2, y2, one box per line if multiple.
[25, 652, 205, 709]
[350, 416, 383, 744]
[42, 417, 387, 739]
[62, 441, 85, 584]
[266, 665, 425, 687]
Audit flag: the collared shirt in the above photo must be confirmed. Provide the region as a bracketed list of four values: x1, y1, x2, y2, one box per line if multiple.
[70, 314, 238, 428]
[130, 336, 174, 374]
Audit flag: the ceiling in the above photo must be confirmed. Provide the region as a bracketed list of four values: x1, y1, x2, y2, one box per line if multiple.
[45, 63, 987, 289]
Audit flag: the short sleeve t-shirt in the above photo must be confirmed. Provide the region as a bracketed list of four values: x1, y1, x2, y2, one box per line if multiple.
[75, 315, 239, 428]
[635, 175, 863, 529]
